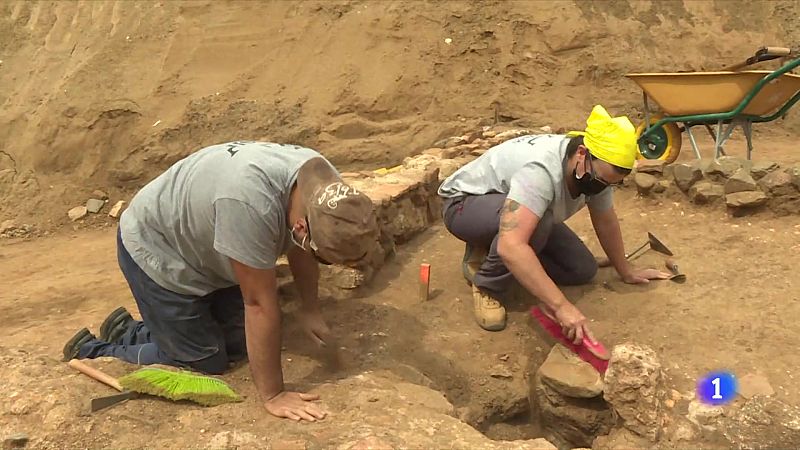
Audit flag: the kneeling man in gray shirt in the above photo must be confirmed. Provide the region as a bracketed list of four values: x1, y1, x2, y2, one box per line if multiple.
[64, 141, 378, 422]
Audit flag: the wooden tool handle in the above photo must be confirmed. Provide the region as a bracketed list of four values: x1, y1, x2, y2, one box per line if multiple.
[665, 258, 679, 274]
[68, 359, 124, 392]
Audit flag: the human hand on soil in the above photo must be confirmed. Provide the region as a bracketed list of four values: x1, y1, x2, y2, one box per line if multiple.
[264, 391, 327, 422]
[553, 302, 595, 345]
[621, 267, 671, 284]
[296, 307, 332, 347]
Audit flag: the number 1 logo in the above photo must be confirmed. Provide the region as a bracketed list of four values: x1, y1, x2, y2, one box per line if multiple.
[698, 371, 737, 405]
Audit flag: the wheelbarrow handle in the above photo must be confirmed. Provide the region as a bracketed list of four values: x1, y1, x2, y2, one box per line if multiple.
[724, 46, 795, 72]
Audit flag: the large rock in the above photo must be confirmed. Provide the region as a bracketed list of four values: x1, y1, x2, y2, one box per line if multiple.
[758, 169, 796, 196]
[724, 168, 757, 194]
[725, 191, 767, 213]
[749, 160, 780, 180]
[635, 160, 666, 175]
[531, 373, 613, 448]
[634, 173, 658, 196]
[603, 344, 666, 442]
[705, 156, 750, 181]
[672, 163, 703, 191]
[689, 182, 724, 204]
[721, 395, 800, 450]
[538, 344, 603, 398]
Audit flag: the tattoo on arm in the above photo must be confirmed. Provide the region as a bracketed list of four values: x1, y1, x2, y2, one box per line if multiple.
[499, 199, 520, 234]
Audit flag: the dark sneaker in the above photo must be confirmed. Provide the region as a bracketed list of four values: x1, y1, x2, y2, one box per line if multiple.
[99, 306, 134, 344]
[62, 328, 96, 361]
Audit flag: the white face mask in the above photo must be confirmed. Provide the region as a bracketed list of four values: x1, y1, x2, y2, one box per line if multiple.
[289, 225, 308, 250]
[289, 218, 319, 252]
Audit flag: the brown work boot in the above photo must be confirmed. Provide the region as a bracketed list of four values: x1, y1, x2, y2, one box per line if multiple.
[462, 243, 489, 286]
[471, 284, 506, 331]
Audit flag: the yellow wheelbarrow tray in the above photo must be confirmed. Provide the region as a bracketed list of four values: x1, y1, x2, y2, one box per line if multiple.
[625, 47, 800, 163]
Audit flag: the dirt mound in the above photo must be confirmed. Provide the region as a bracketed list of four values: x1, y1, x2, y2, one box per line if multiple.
[1, 0, 799, 228]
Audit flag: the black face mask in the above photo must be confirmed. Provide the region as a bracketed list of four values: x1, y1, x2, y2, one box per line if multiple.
[573, 158, 610, 197]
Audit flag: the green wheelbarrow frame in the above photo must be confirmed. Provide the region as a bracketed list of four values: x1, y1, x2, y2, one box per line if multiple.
[632, 54, 800, 161]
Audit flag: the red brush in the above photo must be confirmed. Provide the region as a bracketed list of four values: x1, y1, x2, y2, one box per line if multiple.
[530, 306, 610, 374]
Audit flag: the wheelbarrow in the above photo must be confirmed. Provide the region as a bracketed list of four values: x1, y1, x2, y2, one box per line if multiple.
[625, 46, 800, 163]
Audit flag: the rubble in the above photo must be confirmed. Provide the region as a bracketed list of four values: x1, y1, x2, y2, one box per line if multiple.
[67, 206, 88, 221]
[86, 198, 105, 214]
[109, 200, 127, 218]
[721, 395, 800, 449]
[603, 343, 666, 442]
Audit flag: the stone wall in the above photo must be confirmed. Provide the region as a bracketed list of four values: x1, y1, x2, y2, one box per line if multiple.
[632, 157, 800, 216]
[279, 126, 547, 297]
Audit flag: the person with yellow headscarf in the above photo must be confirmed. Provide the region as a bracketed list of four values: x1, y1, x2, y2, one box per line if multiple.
[438, 105, 669, 339]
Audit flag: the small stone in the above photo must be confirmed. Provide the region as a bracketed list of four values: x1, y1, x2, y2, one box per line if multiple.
[538, 344, 603, 398]
[665, 398, 675, 408]
[634, 173, 658, 196]
[725, 191, 768, 211]
[482, 130, 497, 138]
[108, 201, 127, 219]
[636, 159, 666, 175]
[789, 164, 800, 189]
[750, 160, 780, 180]
[86, 198, 105, 214]
[724, 168, 758, 194]
[686, 399, 723, 429]
[603, 343, 666, 442]
[672, 163, 703, 191]
[653, 180, 670, 193]
[738, 373, 774, 399]
[758, 169, 795, 196]
[68, 206, 88, 221]
[434, 136, 467, 149]
[689, 182, 724, 204]
[539, 125, 553, 134]
[670, 389, 682, 401]
[1, 219, 17, 234]
[3, 433, 29, 449]
[91, 189, 109, 200]
[490, 364, 513, 379]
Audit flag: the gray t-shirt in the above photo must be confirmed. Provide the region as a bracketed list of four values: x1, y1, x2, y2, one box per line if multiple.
[120, 141, 329, 296]
[438, 134, 613, 223]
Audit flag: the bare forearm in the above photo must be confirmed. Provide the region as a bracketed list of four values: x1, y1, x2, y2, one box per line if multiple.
[244, 300, 284, 401]
[288, 250, 320, 310]
[500, 244, 570, 312]
[591, 210, 632, 276]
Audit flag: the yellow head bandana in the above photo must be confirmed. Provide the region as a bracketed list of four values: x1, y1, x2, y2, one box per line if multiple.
[567, 105, 638, 170]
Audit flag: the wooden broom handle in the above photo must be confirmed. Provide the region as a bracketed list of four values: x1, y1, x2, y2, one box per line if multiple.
[68, 359, 124, 392]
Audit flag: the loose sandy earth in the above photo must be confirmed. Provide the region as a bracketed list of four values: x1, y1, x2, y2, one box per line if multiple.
[2, 134, 799, 447]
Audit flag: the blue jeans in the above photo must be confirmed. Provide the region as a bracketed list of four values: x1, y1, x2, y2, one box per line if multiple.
[78, 229, 246, 374]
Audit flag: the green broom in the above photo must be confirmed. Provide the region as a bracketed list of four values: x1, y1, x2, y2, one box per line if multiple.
[119, 367, 243, 406]
[69, 360, 243, 408]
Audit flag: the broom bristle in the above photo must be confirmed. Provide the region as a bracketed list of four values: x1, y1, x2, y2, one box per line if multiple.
[118, 368, 243, 406]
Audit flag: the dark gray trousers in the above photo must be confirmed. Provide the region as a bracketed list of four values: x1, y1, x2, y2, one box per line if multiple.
[443, 194, 598, 297]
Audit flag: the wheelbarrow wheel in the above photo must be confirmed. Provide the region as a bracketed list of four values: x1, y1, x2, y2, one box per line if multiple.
[635, 117, 682, 164]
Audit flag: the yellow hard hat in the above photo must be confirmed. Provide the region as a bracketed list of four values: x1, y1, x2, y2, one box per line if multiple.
[567, 105, 638, 170]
